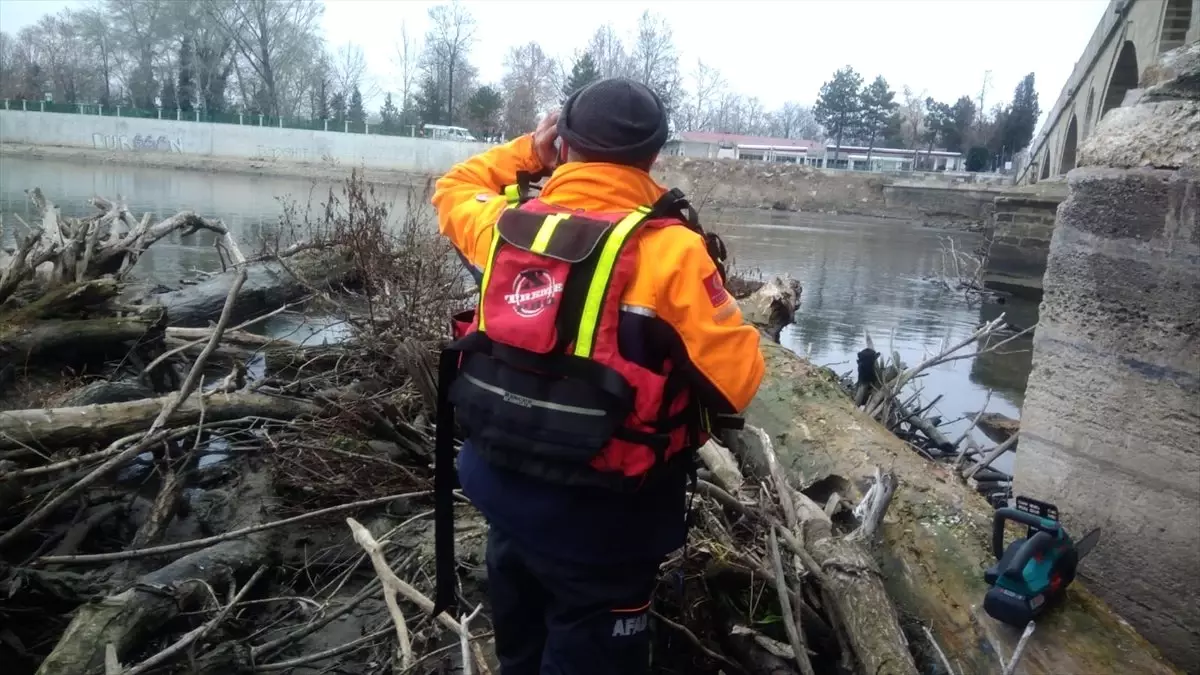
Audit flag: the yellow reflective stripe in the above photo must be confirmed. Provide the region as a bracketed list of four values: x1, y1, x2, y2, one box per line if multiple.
[530, 214, 568, 254]
[477, 233, 503, 332]
[503, 184, 520, 205]
[573, 206, 652, 357]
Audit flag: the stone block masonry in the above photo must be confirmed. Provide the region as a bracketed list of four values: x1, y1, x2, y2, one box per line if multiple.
[1013, 41, 1200, 672]
[981, 195, 1063, 297]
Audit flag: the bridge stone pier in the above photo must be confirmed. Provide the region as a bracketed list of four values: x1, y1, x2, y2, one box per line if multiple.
[1016, 0, 1198, 185]
[1013, 42, 1199, 672]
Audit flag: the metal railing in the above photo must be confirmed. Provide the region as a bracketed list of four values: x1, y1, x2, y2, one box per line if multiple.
[1, 99, 422, 138]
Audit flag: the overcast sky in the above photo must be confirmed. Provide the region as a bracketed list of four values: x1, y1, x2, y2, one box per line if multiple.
[1, 0, 1108, 129]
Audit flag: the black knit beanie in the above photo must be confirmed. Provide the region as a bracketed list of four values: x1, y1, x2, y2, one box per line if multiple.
[557, 77, 669, 166]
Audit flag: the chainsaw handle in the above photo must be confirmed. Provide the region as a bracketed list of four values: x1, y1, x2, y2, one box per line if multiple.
[993, 507, 1060, 560]
[1001, 530, 1057, 582]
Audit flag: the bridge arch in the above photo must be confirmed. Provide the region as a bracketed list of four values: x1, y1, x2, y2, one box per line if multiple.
[1101, 41, 1139, 119]
[1060, 116, 1080, 175]
[1159, 0, 1193, 54]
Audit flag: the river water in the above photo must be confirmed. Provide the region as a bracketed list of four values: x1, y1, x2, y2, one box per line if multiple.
[0, 156, 1034, 472]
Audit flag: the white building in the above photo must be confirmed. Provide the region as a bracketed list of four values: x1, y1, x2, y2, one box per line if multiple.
[663, 132, 819, 163]
[806, 144, 966, 172]
[664, 132, 965, 172]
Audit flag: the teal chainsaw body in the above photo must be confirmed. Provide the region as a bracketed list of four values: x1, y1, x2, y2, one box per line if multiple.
[983, 497, 1100, 627]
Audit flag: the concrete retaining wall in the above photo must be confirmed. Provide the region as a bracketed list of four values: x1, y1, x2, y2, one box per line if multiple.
[881, 184, 996, 220]
[0, 110, 490, 174]
[1013, 42, 1200, 672]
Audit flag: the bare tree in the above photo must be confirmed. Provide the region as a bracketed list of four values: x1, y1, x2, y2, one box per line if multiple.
[501, 41, 557, 138]
[587, 24, 632, 79]
[631, 10, 681, 112]
[76, 8, 118, 105]
[900, 86, 928, 150]
[392, 19, 420, 120]
[107, 0, 175, 107]
[425, 1, 475, 126]
[207, 0, 323, 117]
[331, 41, 377, 105]
[0, 32, 12, 99]
[682, 59, 724, 131]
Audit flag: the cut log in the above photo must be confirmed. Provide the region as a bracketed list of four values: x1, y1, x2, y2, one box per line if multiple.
[142, 248, 357, 327]
[736, 275, 801, 342]
[737, 329, 1179, 672]
[0, 390, 319, 451]
[698, 439, 744, 493]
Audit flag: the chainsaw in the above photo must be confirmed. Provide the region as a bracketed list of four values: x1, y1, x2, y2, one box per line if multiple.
[983, 496, 1101, 627]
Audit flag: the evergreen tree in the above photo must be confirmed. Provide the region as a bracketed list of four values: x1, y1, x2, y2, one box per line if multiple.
[857, 75, 899, 164]
[922, 96, 976, 154]
[1002, 73, 1040, 153]
[417, 73, 444, 126]
[130, 61, 156, 109]
[379, 92, 399, 133]
[946, 95, 977, 153]
[160, 78, 177, 111]
[466, 85, 503, 139]
[177, 37, 195, 113]
[562, 52, 600, 102]
[329, 91, 347, 123]
[348, 86, 365, 124]
[315, 78, 330, 119]
[813, 66, 863, 163]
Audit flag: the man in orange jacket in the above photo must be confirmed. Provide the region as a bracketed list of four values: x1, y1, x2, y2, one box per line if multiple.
[433, 78, 764, 674]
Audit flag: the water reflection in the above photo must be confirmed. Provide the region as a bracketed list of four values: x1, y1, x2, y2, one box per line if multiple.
[0, 157, 1036, 472]
[718, 213, 1037, 473]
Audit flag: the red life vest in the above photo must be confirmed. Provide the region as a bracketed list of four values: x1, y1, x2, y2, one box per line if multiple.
[444, 194, 708, 487]
[431, 185, 739, 616]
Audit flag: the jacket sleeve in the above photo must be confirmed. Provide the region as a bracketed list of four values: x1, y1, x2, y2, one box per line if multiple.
[431, 134, 545, 268]
[657, 234, 766, 414]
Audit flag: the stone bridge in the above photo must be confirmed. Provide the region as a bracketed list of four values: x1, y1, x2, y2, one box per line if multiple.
[1015, 0, 1198, 184]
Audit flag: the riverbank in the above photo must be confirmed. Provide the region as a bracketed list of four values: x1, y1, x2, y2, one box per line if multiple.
[4, 141, 1010, 231]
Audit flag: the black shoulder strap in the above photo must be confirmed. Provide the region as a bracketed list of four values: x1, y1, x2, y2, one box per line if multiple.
[649, 188, 729, 284]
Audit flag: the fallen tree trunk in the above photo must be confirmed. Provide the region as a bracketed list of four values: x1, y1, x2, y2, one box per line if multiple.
[35, 471, 277, 675]
[731, 428, 918, 675]
[737, 280, 1179, 674]
[0, 390, 319, 451]
[0, 316, 164, 364]
[142, 248, 357, 327]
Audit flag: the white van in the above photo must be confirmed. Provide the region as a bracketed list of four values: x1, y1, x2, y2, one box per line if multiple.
[424, 124, 478, 142]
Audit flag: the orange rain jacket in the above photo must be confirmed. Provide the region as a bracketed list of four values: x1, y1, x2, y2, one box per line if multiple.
[433, 134, 765, 416]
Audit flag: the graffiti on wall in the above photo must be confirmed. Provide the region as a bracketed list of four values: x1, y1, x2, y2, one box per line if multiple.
[255, 145, 315, 162]
[92, 133, 183, 153]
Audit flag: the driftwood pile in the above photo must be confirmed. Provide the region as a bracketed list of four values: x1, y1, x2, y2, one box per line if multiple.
[0, 175, 483, 675]
[841, 314, 1033, 508]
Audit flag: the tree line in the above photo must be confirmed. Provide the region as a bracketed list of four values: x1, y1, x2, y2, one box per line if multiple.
[0, 0, 1041, 162]
[813, 66, 1040, 170]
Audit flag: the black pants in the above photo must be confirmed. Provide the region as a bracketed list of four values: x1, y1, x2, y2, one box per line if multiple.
[485, 526, 661, 675]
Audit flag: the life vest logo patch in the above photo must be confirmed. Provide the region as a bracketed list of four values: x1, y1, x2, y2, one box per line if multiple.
[703, 272, 729, 307]
[505, 268, 564, 318]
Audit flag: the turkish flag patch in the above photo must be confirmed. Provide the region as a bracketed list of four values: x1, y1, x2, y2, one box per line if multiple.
[703, 272, 729, 307]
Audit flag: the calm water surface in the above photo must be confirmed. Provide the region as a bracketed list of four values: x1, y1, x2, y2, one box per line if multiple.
[1, 157, 1033, 471]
